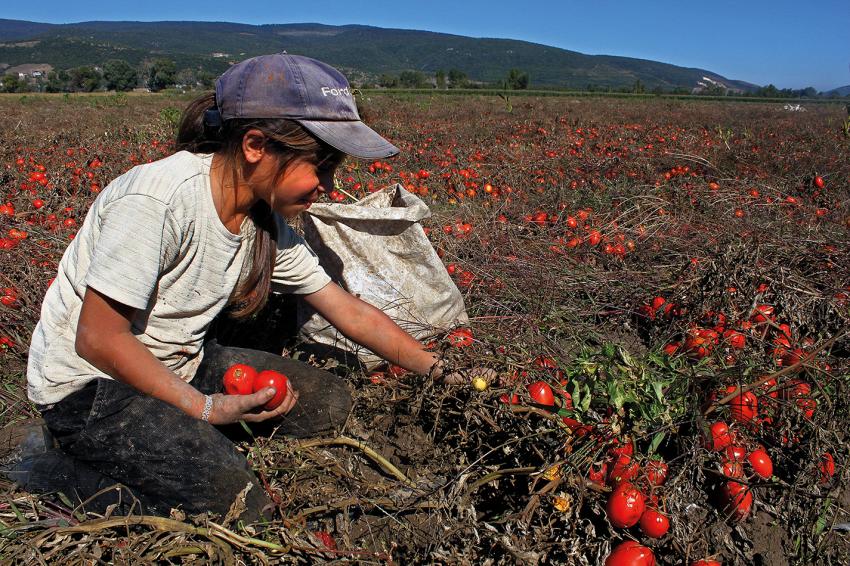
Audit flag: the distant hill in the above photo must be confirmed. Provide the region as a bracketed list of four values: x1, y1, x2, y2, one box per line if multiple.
[826, 85, 850, 97]
[0, 19, 760, 92]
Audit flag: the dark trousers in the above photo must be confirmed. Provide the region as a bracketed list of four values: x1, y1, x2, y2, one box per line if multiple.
[28, 339, 352, 521]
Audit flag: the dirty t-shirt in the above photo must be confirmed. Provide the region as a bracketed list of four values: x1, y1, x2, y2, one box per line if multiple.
[27, 151, 331, 406]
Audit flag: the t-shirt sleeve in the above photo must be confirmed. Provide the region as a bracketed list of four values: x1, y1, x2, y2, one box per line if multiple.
[271, 220, 331, 295]
[85, 194, 182, 310]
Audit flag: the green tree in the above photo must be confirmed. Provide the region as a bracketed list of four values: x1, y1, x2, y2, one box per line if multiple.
[447, 68, 468, 89]
[1, 74, 25, 93]
[196, 70, 216, 90]
[103, 59, 138, 91]
[148, 58, 177, 92]
[757, 84, 780, 98]
[378, 74, 398, 88]
[505, 68, 529, 90]
[68, 66, 102, 92]
[632, 79, 645, 94]
[435, 69, 446, 89]
[176, 68, 199, 90]
[399, 70, 427, 88]
[47, 70, 72, 92]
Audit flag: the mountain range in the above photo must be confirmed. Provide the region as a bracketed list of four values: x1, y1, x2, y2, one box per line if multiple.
[0, 19, 766, 92]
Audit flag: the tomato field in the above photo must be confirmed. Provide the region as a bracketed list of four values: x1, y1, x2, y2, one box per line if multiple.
[0, 92, 849, 564]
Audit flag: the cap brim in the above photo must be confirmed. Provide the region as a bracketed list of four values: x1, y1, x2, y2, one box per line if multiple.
[297, 119, 399, 159]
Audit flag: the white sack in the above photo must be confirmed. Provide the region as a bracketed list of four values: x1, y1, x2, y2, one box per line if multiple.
[297, 184, 468, 368]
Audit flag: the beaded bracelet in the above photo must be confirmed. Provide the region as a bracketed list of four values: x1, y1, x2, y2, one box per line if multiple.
[200, 394, 214, 422]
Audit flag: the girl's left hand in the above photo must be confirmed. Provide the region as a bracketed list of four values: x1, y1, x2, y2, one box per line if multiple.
[205, 385, 300, 425]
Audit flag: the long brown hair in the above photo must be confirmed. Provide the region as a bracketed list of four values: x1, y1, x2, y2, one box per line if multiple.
[175, 92, 344, 318]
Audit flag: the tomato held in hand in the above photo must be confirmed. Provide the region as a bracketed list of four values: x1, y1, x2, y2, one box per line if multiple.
[223, 364, 257, 396]
[253, 370, 289, 410]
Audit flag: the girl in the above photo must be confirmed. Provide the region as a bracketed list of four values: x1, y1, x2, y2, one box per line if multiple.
[11, 53, 456, 521]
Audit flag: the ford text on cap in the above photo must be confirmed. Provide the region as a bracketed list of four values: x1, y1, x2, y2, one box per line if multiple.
[215, 53, 399, 159]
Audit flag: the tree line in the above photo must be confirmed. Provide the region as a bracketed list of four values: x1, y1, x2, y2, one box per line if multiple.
[1, 58, 844, 99]
[0, 58, 216, 93]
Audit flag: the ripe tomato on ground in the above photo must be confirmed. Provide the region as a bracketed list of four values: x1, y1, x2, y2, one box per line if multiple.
[721, 481, 753, 521]
[639, 508, 670, 538]
[747, 449, 773, 479]
[253, 370, 289, 410]
[644, 459, 668, 487]
[728, 389, 758, 423]
[608, 454, 640, 486]
[447, 327, 474, 347]
[606, 482, 646, 528]
[527, 380, 555, 405]
[605, 540, 656, 566]
[223, 363, 257, 396]
[705, 422, 733, 451]
[819, 452, 836, 483]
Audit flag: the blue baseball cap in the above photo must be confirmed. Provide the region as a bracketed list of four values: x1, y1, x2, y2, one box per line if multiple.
[215, 52, 399, 159]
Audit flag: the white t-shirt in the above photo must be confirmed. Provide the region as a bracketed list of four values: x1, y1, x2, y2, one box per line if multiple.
[27, 151, 331, 406]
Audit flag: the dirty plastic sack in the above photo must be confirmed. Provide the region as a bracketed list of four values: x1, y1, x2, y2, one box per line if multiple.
[297, 184, 468, 369]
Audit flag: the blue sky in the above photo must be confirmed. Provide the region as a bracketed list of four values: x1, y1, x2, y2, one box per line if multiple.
[6, 0, 850, 90]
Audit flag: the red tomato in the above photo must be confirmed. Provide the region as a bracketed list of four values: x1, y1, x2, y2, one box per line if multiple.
[722, 460, 744, 479]
[747, 449, 773, 479]
[724, 445, 746, 462]
[499, 393, 520, 404]
[722, 329, 745, 350]
[605, 540, 656, 566]
[606, 482, 646, 528]
[608, 454, 640, 486]
[721, 481, 752, 521]
[313, 530, 337, 550]
[691, 560, 722, 566]
[447, 328, 474, 347]
[222, 363, 257, 396]
[819, 452, 835, 483]
[750, 304, 774, 324]
[814, 175, 825, 189]
[644, 459, 668, 487]
[639, 508, 670, 538]
[663, 341, 680, 356]
[588, 461, 608, 484]
[781, 378, 811, 400]
[729, 390, 758, 423]
[705, 422, 733, 451]
[527, 381, 555, 406]
[608, 436, 634, 458]
[253, 370, 289, 410]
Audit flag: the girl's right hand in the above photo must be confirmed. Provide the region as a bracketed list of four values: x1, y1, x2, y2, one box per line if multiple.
[205, 386, 299, 425]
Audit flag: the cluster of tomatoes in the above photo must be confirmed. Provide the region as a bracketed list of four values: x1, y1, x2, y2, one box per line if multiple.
[1, 287, 19, 309]
[222, 364, 289, 410]
[441, 219, 474, 239]
[445, 263, 476, 289]
[639, 283, 829, 373]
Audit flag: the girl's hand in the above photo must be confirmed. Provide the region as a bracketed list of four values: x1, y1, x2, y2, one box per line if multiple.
[205, 386, 299, 425]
